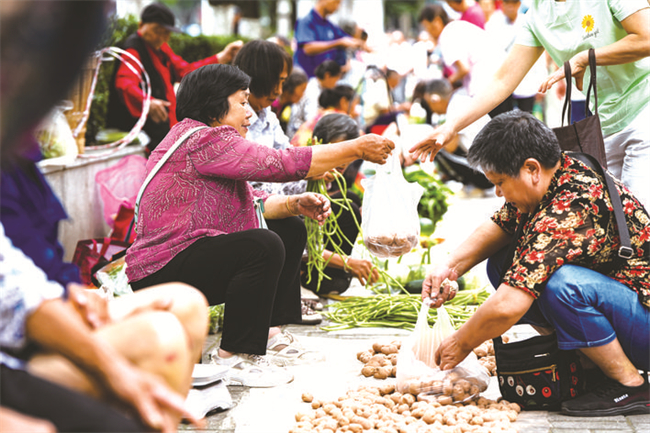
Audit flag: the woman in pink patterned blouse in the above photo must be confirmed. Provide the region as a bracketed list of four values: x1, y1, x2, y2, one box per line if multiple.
[126, 64, 394, 387]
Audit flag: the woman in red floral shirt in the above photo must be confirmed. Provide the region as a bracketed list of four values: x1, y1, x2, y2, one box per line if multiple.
[421, 111, 649, 417]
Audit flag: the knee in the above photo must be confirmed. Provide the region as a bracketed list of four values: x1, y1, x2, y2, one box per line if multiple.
[542, 265, 588, 307]
[134, 310, 189, 360]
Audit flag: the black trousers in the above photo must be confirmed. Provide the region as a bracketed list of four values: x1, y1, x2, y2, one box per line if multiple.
[301, 192, 361, 295]
[131, 217, 305, 355]
[0, 365, 146, 432]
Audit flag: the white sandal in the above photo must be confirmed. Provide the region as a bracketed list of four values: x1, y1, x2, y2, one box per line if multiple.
[266, 331, 325, 367]
[210, 351, 293, 387]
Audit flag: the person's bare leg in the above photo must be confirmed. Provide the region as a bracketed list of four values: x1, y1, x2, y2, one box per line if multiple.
[109, 282, 209, 363]
[579, 338, 644, 387]
[28, 310, 193, 396]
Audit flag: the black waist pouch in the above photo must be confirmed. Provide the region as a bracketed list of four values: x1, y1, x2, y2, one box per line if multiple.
[493, 333, 583, 411]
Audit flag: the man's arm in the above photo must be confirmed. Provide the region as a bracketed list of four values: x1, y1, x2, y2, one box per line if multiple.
[435, 284, 535, 369]
[422, 220, 512, 307]
[409, 44, 545, 162]
[539, 7, 650, 92]
[302, 37, 361, 56]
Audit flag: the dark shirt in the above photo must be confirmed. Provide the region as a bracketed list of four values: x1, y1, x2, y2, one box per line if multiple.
[0, 139, 80, 288]
[492, 154, 650, 308]
[294, 9, 349, 78]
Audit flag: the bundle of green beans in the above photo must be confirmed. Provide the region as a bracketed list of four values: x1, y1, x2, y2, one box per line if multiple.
[322, 288, 489, 331]
[304, 138, 406, 293]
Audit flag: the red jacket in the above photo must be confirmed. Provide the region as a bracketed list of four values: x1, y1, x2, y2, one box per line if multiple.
[113, 31, 220, 126]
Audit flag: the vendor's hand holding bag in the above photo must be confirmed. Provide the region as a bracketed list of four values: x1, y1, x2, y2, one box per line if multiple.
[553, 48, 607, 168]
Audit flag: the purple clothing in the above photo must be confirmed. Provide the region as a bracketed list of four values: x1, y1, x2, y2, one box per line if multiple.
[126, 118, 312, 282]
[0, 138, 80, 289]
[461, 3, 486, 29]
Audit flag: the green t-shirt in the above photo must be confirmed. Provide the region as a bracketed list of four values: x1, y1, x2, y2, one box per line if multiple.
[516, 0, 650, 136]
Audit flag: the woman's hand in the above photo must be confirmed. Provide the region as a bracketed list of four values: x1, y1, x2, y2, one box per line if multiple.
[435, 332, 472, 370]
[67, 283, 111, 329]
[346, 258, 380, 286]
[104, 358, 203, 432]
[408, 122, 456, 163]
[421, 263, 459, 309]
[539, 50, 589, 93]
[293, 193, 331, 224]
[356, 134, 395, 164]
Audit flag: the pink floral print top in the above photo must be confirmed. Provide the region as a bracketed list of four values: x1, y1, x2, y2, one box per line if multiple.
[126, 118, 312, 282]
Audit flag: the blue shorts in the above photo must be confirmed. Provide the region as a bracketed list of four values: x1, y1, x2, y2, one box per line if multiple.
[487, 248, 650, 370]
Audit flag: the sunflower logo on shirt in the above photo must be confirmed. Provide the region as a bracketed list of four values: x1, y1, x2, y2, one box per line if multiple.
[582, 15, 595, 33]
[581, 14, 599, 40]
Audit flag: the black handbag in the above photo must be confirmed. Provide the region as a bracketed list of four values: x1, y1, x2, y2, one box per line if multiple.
[493, 333, 583, 411]
[553, 48, 608, 168]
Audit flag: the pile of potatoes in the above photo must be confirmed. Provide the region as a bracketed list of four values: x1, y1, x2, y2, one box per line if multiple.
[357, 341, 400, 380]
[292, 384, 520, 433]
[473, 337, 508, 377]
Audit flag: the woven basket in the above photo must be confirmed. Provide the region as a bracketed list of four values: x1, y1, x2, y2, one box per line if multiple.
[64, 52, 101, 154]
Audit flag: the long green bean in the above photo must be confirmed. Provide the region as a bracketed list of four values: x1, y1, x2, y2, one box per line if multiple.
[321, 289, 488, 331]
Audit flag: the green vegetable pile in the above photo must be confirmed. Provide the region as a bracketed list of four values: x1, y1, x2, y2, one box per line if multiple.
[208, 304, 224, 334]
[403, 165, 452, 235]
[322, 288, 489, 332]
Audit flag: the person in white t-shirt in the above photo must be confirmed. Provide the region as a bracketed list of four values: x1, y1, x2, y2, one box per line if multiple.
[411, 0, 650, 208]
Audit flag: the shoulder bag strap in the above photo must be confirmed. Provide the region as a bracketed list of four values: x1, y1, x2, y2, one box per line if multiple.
[134, 125, 208, 226]
[569, 152, 633, 259]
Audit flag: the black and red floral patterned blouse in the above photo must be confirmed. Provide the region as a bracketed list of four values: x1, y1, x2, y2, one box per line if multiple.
[492, 154, 650, 309]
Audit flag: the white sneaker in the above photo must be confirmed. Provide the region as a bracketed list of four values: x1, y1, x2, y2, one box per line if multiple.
[266, 331, 325, 367]
[210, 351, 293, 388]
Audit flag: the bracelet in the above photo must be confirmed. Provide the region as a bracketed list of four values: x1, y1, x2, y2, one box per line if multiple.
[342, 255, 351, 273]
[286, 196, 300, 216]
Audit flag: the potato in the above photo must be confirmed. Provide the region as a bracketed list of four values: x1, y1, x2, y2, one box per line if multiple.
[438, 395, 453, 406]
[373, 342, 384, 353]
[311, 400, 322, 409]
[381, 344, 399, 355]
[399, 393, 415, 406]
[374, 366, 390, 380]
[362, 366, 377, 377]
[379, 383, 395, 395]
[301, 392, 313, 403]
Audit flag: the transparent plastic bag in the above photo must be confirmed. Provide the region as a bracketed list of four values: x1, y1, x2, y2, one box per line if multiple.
[35, 101, 78, 160]
[396, 302, 490, 401]
[94, 257, 133, 297]
[361, 154, 424, 258]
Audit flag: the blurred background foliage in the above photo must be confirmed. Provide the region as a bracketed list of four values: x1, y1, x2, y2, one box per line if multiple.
[85, 15, 247, 145]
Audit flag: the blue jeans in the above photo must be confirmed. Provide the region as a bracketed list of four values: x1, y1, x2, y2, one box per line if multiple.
[487, 248, 650, 370]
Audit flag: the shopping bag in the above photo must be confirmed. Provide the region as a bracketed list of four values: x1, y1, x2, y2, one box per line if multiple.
[361, 154, 424, 258]
[552, 49, 607, 168]
[71, 238, 130, 286]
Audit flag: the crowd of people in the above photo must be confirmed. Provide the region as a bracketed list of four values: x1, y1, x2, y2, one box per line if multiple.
[1, 0, 648, 431]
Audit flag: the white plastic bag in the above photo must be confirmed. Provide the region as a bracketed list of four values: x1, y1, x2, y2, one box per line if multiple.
[396, 302, 490, 401]
[94, 257, 133, 297]
[361, 154, 424, 258]
[35, 101, 78, 160]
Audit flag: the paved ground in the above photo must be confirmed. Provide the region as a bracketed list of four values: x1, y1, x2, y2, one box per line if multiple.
[180, 191, 650, 433]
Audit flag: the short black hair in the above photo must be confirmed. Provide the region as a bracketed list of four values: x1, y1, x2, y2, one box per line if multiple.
[468, 111, 562, 177]
[176, 64, 250, 125]
[283, 67, 308, 95]
[312, 113, 360, 144]
[315, 59, 341, 80]
[418, 4, 450, 25]
[233, 39, 292, 98]
[424, 79, 453, 99]
[318, 85, 355, 109]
